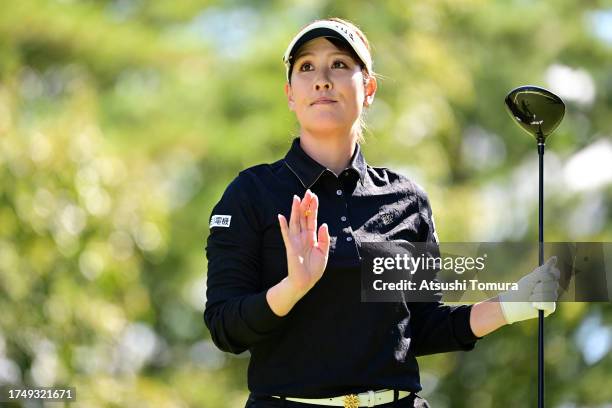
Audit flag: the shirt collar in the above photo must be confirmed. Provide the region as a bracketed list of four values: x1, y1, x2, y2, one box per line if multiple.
[284, 137, 367, 189]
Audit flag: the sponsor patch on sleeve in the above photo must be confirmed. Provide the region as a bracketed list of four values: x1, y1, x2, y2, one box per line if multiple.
[210, 215, 232, 228]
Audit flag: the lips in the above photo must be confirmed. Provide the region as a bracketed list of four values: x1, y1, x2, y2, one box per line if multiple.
[311, 98, 337, 105]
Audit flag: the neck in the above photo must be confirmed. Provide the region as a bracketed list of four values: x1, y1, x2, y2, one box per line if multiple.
[299, 129, 358, 176]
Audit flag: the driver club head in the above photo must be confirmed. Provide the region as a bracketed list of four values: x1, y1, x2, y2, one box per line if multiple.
[504, 85, 565, 143]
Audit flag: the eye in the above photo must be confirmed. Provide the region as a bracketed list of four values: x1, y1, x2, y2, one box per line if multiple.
[297, 59, 349, 72]
[298, 62, 313, 71]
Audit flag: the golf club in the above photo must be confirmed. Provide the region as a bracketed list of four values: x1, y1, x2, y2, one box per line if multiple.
[504, 85, 565, 408]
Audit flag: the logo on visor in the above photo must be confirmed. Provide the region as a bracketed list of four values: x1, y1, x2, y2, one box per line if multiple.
[334, 24, 355, 42]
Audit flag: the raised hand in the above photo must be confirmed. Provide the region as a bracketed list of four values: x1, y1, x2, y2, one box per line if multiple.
[277, 189, 331, 296]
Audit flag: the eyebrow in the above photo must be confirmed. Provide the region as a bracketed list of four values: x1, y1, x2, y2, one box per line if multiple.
[293, 51, 352, 61]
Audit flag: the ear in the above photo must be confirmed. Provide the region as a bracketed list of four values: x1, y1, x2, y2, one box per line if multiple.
[284, 82, 295, 111]
[363, 75, 377, 107]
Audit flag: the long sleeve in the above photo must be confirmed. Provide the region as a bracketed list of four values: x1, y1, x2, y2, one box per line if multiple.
[408, 184, 482, 356]
[204, 174, 287, 354]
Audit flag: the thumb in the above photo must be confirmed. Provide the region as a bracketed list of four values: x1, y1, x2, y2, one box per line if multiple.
[316, 224, 330, 255]
[278, 214, 287, 241]
[539, 256, 558, 279]
[278, 214, 291, 251]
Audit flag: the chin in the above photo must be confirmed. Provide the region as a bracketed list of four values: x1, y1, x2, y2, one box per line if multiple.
[303, 114, 353, 131]
[304, 121, 347, 135]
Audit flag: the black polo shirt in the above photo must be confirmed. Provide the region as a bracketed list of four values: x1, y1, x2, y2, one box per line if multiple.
[204, 137, 480, 398]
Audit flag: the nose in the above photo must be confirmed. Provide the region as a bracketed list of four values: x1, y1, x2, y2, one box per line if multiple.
[314, 68, 333, 91]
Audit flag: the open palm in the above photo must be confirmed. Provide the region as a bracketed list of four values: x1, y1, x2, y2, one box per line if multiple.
[278, 189, 331, 295]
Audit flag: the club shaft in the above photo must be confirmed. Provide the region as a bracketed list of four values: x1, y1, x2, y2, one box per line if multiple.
[538, 142, 545, 408]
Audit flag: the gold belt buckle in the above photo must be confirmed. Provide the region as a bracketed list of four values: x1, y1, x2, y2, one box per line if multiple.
[343, 394, 359, 408]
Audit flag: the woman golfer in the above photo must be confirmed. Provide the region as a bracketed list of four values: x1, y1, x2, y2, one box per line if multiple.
[205, 17, 561, 408]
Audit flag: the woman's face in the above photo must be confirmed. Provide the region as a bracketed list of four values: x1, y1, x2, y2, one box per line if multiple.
[284, 37, 376, 136]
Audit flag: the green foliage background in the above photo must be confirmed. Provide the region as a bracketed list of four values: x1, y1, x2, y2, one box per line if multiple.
[0, 1, 611, 407]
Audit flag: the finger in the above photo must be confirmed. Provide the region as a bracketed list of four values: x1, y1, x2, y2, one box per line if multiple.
[542, 256, 557, 270]
[534, 281, 561, 293]
[533, 280, 560, 293]
[316, 223, 330, 255]
[299, 190, 312, 233]
[530, 282, 559, 302]
[546, 256, 558, 266]
[546, 266, 561, 281]
[538, 268, 560, 283]
[532, 279, 558, 291]
[289, 195, 301, 233]
[532, 257, 559, 281]
[306, 193, 318, 247]
[278, 214, 292, 253]
[535, 267, 561, 284]
[530, 290, 558, 303]
[535, 272, 556, 284]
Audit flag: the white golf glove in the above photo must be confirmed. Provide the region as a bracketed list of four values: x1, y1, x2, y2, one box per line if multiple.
[499, 256, 561, 324]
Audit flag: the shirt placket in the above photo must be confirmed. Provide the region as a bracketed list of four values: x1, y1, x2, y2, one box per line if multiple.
[332, 174, 361, 263]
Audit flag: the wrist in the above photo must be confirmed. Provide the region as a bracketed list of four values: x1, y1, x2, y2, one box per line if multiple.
[498, 297, 542, 324]
[470, 298, 510, 337]
[267, 277, 306, 317]
[284, 275, 313, 299]
[498, 298, 517, 324]
[281, 276, 309, 301]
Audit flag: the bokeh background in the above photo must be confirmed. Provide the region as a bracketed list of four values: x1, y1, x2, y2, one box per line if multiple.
[1, 0, 611, 407]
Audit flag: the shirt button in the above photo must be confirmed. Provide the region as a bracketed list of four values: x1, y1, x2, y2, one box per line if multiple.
[341, 216, 347, 222]
[336, 189, 342, 196]
[346, 236, 353, 242]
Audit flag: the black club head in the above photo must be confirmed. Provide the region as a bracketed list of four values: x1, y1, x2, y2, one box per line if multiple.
[504, 85, 565, 143]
